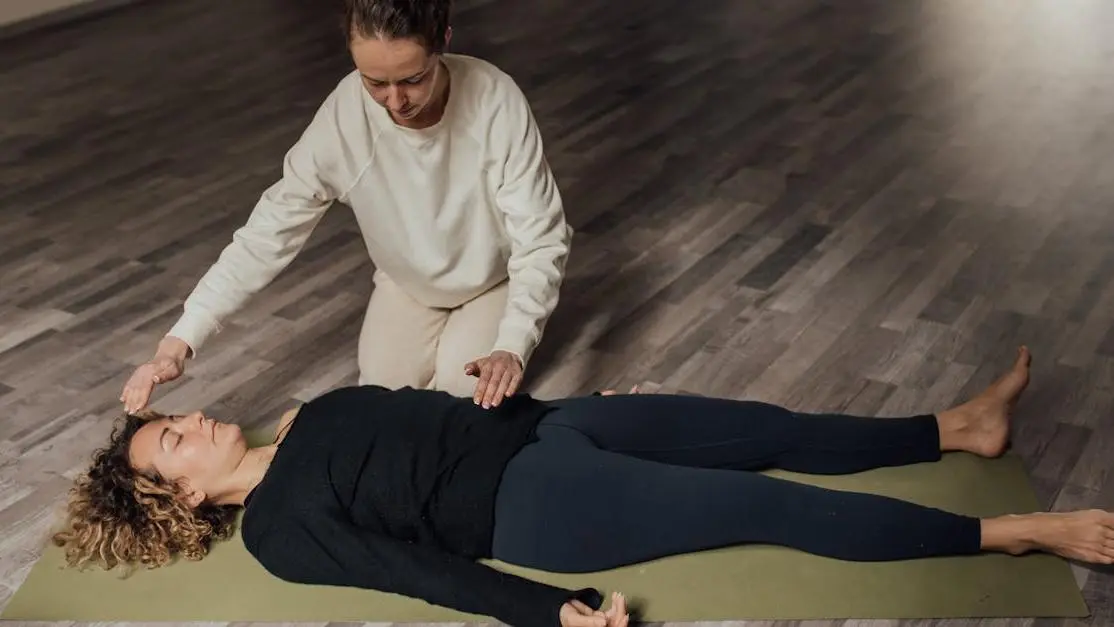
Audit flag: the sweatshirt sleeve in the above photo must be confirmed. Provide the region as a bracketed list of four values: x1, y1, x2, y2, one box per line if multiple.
[252, 513, 602, 627]
[165, 91, 350, 355]
[489, 81, 573, 366]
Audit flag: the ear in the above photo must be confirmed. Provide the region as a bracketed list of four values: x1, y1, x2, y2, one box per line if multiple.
[184, 489, 206, 509]
[175, 478, 207, 509]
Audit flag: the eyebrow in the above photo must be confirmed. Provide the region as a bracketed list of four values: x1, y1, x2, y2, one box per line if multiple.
[362, 68, 427, 84]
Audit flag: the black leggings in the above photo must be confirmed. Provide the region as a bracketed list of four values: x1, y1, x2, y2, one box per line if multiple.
[490, 394, 982, 573]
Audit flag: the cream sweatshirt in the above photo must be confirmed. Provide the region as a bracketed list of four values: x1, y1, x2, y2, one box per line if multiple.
[166, 54, 572, 366]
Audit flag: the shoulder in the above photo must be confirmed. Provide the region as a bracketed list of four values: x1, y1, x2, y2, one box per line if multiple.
[298, 71, 377, 144]
[322, 71, 375, 123]
[287, 71, 377, 184]
[448, 54, 520, 88]
[274, 405, 303, 444]
[447, 54, 531, 116]
[240, 497, 302, 581]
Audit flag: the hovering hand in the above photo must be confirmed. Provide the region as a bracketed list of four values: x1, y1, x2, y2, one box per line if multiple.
[560, 592, 629, 627]
[464, 350, 523, 408]
[120, 336, 190, 413]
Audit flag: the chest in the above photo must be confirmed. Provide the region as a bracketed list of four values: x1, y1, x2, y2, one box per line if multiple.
[345, 130, 505, 226]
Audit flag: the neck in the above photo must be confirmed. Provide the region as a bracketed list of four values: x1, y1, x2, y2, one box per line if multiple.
[209, 446, 277, 506]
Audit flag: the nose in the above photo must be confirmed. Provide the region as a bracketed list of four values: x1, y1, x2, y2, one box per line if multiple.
[186, 411, 207, 430]
[386, 85, 406, 111]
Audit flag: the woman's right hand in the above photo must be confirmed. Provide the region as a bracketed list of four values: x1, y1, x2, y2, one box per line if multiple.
[560, 592, 629, 627]
[121, 336, 190, 413]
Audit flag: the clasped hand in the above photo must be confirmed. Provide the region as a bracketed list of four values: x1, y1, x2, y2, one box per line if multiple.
[561, 591, 629, 627]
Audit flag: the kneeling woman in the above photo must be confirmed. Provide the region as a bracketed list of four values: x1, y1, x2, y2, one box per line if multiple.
[54, 347, 1114, 627]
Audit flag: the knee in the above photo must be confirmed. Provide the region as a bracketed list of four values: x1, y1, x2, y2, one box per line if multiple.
[433, 336, 491, 399]
[433, 366, 477, 399]
[358, 350, 434, 390]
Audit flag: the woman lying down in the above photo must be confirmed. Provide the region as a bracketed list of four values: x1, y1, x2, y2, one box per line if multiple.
[54, 346, 1114, 627]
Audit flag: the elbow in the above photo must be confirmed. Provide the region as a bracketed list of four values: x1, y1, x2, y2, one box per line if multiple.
[508, 241, 569, 276]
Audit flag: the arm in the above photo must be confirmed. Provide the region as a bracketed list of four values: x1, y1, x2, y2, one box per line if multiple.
[490, 83, 573, 367]
[165, 92, 349, 356]
[253, 513, 602, 627]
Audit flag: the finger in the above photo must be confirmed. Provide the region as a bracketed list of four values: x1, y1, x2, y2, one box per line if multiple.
[474, 362, 495, 404]
[568, 599, 595, 615]
[482, 366, 508, 408]
[567, 613, 604, 627]
[124, 384, 147, 413]
[123, 378, 141, 412]
[131, 382, 154, 413]
[463, 360, 479, 377]
[488, 369, 514, 407]
[629, 384, 640, 394]
[120, 377, 131, 402]
[607, 592, 626, 621]
[601, 389, 616, 396]
[504, 370, 523, 398]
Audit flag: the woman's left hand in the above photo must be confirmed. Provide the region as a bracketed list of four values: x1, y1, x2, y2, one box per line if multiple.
[464, 350, 523, 408]
[559, 592, 629, 627]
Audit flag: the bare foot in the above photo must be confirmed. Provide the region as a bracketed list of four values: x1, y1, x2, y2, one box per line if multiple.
[989, 510, 1114, 564]
[937, 346, 1030, 457]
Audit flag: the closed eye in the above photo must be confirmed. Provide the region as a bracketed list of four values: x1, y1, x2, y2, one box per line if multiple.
[160, 416, 185, 452]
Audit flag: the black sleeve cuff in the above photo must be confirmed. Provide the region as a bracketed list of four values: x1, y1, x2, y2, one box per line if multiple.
[571, 587, 603, 609]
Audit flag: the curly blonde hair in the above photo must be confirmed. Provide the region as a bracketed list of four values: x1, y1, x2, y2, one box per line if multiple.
[51, 410, 239, 572]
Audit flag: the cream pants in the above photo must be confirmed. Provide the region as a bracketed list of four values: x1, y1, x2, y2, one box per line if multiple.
[357, 270, 509, 398]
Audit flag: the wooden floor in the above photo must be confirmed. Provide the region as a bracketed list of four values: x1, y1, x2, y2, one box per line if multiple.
[3, 0, 1114, 625]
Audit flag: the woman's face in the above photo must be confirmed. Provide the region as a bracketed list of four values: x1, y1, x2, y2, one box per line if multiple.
[349, 34, 447, 124]
[128, 411, 246, 507]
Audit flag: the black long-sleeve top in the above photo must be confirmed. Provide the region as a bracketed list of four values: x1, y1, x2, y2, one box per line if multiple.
[240, 385, 602, 627]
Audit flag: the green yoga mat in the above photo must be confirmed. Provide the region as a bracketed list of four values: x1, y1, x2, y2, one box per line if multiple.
[4, 429, 1089, 622]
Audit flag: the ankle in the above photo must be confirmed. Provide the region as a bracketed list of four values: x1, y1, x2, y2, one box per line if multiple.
[934, 410, 967, 451]
[980, 514, 1040, 555]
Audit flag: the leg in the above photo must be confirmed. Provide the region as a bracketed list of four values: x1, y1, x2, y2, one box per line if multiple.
[492, 423, 1114, 573]
[433, 279, 509, 398]
[546, 394, 941, 475]
[357, 270, 448, 389]
[491, 424, 982, 572]
[544, 346, 1033, 474]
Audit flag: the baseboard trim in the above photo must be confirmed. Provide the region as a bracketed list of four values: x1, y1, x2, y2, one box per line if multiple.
[0, 0, 149, 42]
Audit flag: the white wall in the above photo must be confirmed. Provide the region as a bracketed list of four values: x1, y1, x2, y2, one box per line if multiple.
[0, 0, 97, 28]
